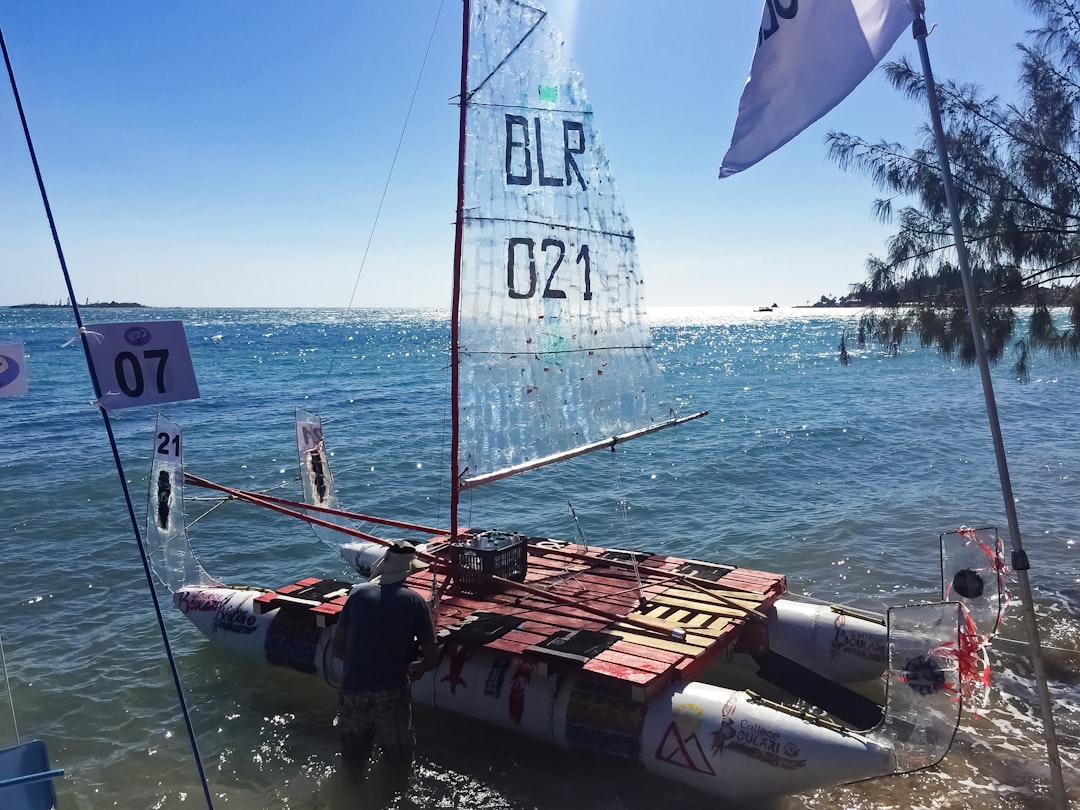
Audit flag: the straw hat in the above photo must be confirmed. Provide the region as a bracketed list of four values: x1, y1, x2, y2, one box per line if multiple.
[369, 539, 427, 585]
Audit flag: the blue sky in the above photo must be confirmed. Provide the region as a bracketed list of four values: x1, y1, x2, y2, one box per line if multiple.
[0, 1, 1036, 309]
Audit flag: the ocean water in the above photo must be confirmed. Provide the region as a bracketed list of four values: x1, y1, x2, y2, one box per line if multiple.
[0, 305, 1077, 809]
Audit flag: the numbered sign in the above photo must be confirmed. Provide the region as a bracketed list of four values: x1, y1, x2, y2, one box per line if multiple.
[296, 412, 325, 455]
[0, 342, 29, 397]
[85, 321, 200, 409]
[153, 415, 183, 463]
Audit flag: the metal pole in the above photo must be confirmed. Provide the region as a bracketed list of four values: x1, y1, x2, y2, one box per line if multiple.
[913, 7, 1067, 807]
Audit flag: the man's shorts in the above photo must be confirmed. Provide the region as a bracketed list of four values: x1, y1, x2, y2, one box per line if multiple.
[338, 686, 414, 765]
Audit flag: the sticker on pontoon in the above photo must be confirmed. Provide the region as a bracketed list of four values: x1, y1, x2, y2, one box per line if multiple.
[508, 660, 537, 725]
[441, 645, 473, 694]
[716, 721, 807, 770]
[214, 603, 258, 635]
[655, 721, 717, 775]
[831, 615, 887, 663]
[564, 689, 647, 759]
[672, 701, 706, 733]
[484, 656, 510, 698]
[177, 590, 227, 614]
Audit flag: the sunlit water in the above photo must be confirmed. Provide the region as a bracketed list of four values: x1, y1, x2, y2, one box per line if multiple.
[1, 306, 1077, 809]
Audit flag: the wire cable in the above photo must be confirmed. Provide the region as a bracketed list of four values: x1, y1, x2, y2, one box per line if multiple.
[0, 634, 20, 745]
[319, 0, 448, 399]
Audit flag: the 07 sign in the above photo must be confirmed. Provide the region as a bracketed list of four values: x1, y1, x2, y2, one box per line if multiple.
[85, 321, 201, 410]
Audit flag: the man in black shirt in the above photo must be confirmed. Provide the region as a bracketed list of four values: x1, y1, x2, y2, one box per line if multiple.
[332, 540, 439, 779]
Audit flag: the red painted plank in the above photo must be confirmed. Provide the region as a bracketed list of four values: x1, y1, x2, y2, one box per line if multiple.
[496, 598, 623, 626]
[734, 566, 786, 580]
[542, 581, 642, 602]
[609, 639, 684, 665]
[510, 609, 606, 631]
[525, 557, 588, 573]
[484, 637, 534, 655]
[432, 609, 472, 629]
[582, 658, 660, 686]
[721, 570, 785, 588]
[499, 628, 549, 647]
[516, 618, 570, 638]
[436, 594, 505, 612]
[550, 573, 663, 601]
[593, 648, 671, 675]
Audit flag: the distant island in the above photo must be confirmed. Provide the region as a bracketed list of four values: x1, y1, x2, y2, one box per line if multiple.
[794, 297, 864, 309]
[10, 301, 148, 309]
[797, 282, 1075, 310]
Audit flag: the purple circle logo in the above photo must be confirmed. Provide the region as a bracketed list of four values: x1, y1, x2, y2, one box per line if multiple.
[124, 326, 152, 346]
[0, 353, 21, 389]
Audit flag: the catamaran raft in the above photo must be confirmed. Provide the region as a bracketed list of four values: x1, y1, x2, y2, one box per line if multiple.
[139, 0, 1006, 801]
[146, 412, 1002, 803]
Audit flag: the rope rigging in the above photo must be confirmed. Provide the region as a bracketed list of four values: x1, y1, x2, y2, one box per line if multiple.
[319, 0, 448, 400]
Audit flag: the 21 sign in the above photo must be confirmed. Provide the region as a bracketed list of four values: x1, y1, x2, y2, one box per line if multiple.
[85, 321, 200, 410]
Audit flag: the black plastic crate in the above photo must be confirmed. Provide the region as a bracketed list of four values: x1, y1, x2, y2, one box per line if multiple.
[450, 532, 528, 594]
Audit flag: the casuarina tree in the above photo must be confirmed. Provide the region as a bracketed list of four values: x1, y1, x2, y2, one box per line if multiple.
[827, 0, 1080, 380]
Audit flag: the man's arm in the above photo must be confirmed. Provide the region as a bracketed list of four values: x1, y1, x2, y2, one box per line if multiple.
[407, 609, 439, 680]
[408, 636, 438, 680]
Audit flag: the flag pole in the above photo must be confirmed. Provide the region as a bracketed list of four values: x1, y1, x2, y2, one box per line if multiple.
[912, 5, 1067, 806]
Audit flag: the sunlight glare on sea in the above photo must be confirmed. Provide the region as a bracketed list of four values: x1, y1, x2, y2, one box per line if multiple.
[0, 305, 1076, 809]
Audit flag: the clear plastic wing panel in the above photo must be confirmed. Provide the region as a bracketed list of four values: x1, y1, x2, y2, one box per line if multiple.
[459, 0, 669, 482]
[295, 408, 353, 549]
[145, 414, 219, 591]
[940, 526, 1007, 636]
[873, 602, 963, 773]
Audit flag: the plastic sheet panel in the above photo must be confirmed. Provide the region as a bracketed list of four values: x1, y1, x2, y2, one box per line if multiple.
[940, 526, 1007, 636]
[873, 602, 963, 773]
[295, 408, 354, 549]
[458, 0, 670, 482]
[145, 414, 219, 591]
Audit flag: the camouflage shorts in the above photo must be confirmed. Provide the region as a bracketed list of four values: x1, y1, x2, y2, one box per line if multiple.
[337, 687, 415, 769]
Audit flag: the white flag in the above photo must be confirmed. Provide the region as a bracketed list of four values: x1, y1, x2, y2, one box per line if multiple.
[0, 342, 29, 397]
[720, 0, 914, 178]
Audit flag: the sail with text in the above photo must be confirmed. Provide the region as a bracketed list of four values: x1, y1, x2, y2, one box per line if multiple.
[457, 0, 705, 490]
[720, 0, 913, 178]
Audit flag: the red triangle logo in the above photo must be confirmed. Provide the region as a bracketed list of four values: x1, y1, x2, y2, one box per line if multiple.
[654, 721, 716, 776]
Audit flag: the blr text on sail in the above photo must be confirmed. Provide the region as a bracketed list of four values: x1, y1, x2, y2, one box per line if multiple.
[505, 114, 587, 190]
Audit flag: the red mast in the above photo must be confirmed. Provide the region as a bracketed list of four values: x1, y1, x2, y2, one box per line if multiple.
[449, 0, 471, 542]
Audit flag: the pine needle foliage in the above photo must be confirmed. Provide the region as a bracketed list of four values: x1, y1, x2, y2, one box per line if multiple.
[827, 0, 1080, 380]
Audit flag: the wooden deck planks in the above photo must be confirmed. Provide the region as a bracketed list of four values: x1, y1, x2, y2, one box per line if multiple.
[581, 658, 664, 685]
[604, 627, 704, 658]
[417, 538, 787, 702]
[648, 591, 764, 618]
